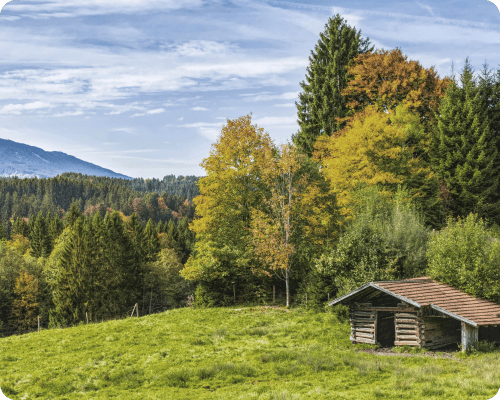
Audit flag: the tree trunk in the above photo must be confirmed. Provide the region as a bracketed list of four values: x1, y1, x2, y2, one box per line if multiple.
[286, 268, 290, 308]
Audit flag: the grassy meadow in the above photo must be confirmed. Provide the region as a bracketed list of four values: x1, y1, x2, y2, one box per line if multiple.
[1, 307, 499, 399]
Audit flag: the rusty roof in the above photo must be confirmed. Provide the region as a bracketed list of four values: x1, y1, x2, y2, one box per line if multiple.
[329, 277, 500, 326]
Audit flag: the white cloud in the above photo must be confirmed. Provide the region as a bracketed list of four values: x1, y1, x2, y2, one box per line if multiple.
[273, 103, 295, 107]
[253, 115, 297, 128]
[0, 101, 52, 115]
[147, 108, 166, 115]
[51, 110, 85, 117]
[240, 91, 299, 102]
[111, 127, 137, 134]
[191, 106, 208, 111]
[179, 121, 223, 140]
[8, 0, 205, 18]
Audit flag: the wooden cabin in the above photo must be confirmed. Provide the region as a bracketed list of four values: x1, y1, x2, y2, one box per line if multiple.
[328, 277, 500, 352]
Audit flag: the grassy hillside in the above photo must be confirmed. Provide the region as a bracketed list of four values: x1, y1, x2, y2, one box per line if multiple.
[1, 307, 499, 399]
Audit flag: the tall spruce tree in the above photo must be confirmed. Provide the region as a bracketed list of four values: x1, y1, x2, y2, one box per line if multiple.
[432, 59, 500, 222]
[31, 211, 52, 258]
[144, 218, 160, 263]
[293, 14, 373, 156]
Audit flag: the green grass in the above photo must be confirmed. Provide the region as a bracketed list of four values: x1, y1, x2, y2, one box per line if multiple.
[1, 307, 499, 399]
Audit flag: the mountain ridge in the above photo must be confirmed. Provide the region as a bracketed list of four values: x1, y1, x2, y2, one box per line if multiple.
[0, 138, 131, 179]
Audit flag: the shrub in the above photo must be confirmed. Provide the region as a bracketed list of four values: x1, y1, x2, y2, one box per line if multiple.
[427, 213, 500, 303]
[315, 187, 429, 295]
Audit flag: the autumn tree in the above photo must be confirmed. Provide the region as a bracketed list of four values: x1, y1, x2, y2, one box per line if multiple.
[250, 144, 337, 307]
[293, 14, 373, 156]
[10, 272, 39, 333]
[314, 105, 440, 224]
[181, 115, 276, 304]
[343, 48, 451, 129]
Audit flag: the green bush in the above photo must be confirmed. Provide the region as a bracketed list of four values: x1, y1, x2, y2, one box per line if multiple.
[427, 213, 500, 303]
[315, 187, 429, 295]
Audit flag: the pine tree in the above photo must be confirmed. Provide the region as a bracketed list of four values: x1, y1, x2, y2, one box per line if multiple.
[12, 217, 29, 238]
[293, 14, 373, 156]
[432, 59, 500, 221]
[0, 222, 7, 241]
[65, 202, 83, 227]
[30, 211, 51, 258]
[144, 218, 160, 263]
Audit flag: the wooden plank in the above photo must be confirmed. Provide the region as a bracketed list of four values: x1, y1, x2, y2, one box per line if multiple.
[394, 341, 420, 346]
[352, 332, 374, 339]
[351, 336, 376, 344]
[397, 329, 418, 335]
[397, 324, 421, 330]
[395, 313, 418, 318]
[374, 311, 378, 345]
[397, 334, 419, 340]
[351, 327, 374, 333]
[353, 311, 375, 317]
[396, 318, 419, 324]
[356, 307, 416, 312]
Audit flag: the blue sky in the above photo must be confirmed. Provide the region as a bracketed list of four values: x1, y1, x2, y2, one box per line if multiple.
[0, 0, 498, 178]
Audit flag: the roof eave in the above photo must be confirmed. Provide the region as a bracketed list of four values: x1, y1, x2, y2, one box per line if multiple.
[328, 282, 421, 308]
[429, 304, 478, 327]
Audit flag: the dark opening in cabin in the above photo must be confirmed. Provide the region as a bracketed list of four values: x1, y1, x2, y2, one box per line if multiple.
[377, 311, 395, 347]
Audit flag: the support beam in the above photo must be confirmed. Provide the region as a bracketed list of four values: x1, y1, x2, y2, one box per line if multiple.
[461, 322, 478, 352]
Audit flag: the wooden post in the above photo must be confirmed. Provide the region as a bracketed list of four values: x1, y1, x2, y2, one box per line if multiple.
[37, 316, 40, 333]
[86, 312, 88, 324]
[328, 293, 330, 301]
[305, 293, 308, 306]
[136, 303, 139, 318]
[130, 304, 136, 319]
[273, 286, 275, 304]
[461, 322, 478, 352]
[233, 285, 236, 303]
[373, 311, 378, 345]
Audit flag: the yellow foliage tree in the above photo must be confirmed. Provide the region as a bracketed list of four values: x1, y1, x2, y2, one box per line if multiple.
[342, 48, 451, 127]
[181, 115, 276, 281]
[314, 105, 439, 222]
[10, 272, 39, 333]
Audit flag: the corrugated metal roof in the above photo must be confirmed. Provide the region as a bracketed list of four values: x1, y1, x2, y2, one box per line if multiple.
[330, 277, 500, 326]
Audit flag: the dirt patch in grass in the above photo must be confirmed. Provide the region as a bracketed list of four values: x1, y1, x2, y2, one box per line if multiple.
[357, 346, 460, 359]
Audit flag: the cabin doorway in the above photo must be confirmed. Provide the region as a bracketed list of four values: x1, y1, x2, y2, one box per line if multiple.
[377, 311, 396, 347]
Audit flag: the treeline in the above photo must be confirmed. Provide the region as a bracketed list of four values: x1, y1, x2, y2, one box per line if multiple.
[59, 173, 199, 200]
[180, 15, 500, 310]
[0, 173, 198, 238]
[0, 204, 195, 335]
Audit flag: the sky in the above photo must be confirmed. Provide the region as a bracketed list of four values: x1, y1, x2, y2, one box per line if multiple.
[0, 0, 498, 178]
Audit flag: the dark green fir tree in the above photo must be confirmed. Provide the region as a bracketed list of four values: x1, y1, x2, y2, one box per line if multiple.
[293, 14, 373, 156]
[432, 59, 500, 222]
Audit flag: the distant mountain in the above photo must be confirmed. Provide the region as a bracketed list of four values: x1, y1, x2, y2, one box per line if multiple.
[0, 138, 131, 179]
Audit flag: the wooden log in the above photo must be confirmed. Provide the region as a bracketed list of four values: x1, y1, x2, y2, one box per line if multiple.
[356, 307, 416, 312]
[352, 311, 376, 317]
[397, 334, 420, 340]
[395, 313, 418, 318]
[352, 332, 374, 339]
[397, 324, 420, 330]
[350, 336, 376, 344]
[351, 327, 374, 333]
[397, 329, 419, 335]
[396, 318, 419, 324]
[394, 341, 420, 346]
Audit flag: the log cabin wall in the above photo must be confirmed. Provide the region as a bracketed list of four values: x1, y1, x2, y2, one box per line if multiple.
[350, 308, 377, 344]
[420, 317, 461, 350]
[394, 310, 421, 347]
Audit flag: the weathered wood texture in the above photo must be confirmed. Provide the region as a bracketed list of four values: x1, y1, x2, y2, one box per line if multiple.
[394, 311, 420, 346]
[461, 322, 478, 352]
[420, 317, 461, 349]
[350, 308, 377, 345]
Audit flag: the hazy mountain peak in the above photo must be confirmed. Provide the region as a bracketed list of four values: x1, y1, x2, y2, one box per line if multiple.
[0, 138, 131, 179]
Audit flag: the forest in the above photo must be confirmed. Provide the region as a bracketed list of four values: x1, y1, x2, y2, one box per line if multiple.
[1, 14, 500, 337]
